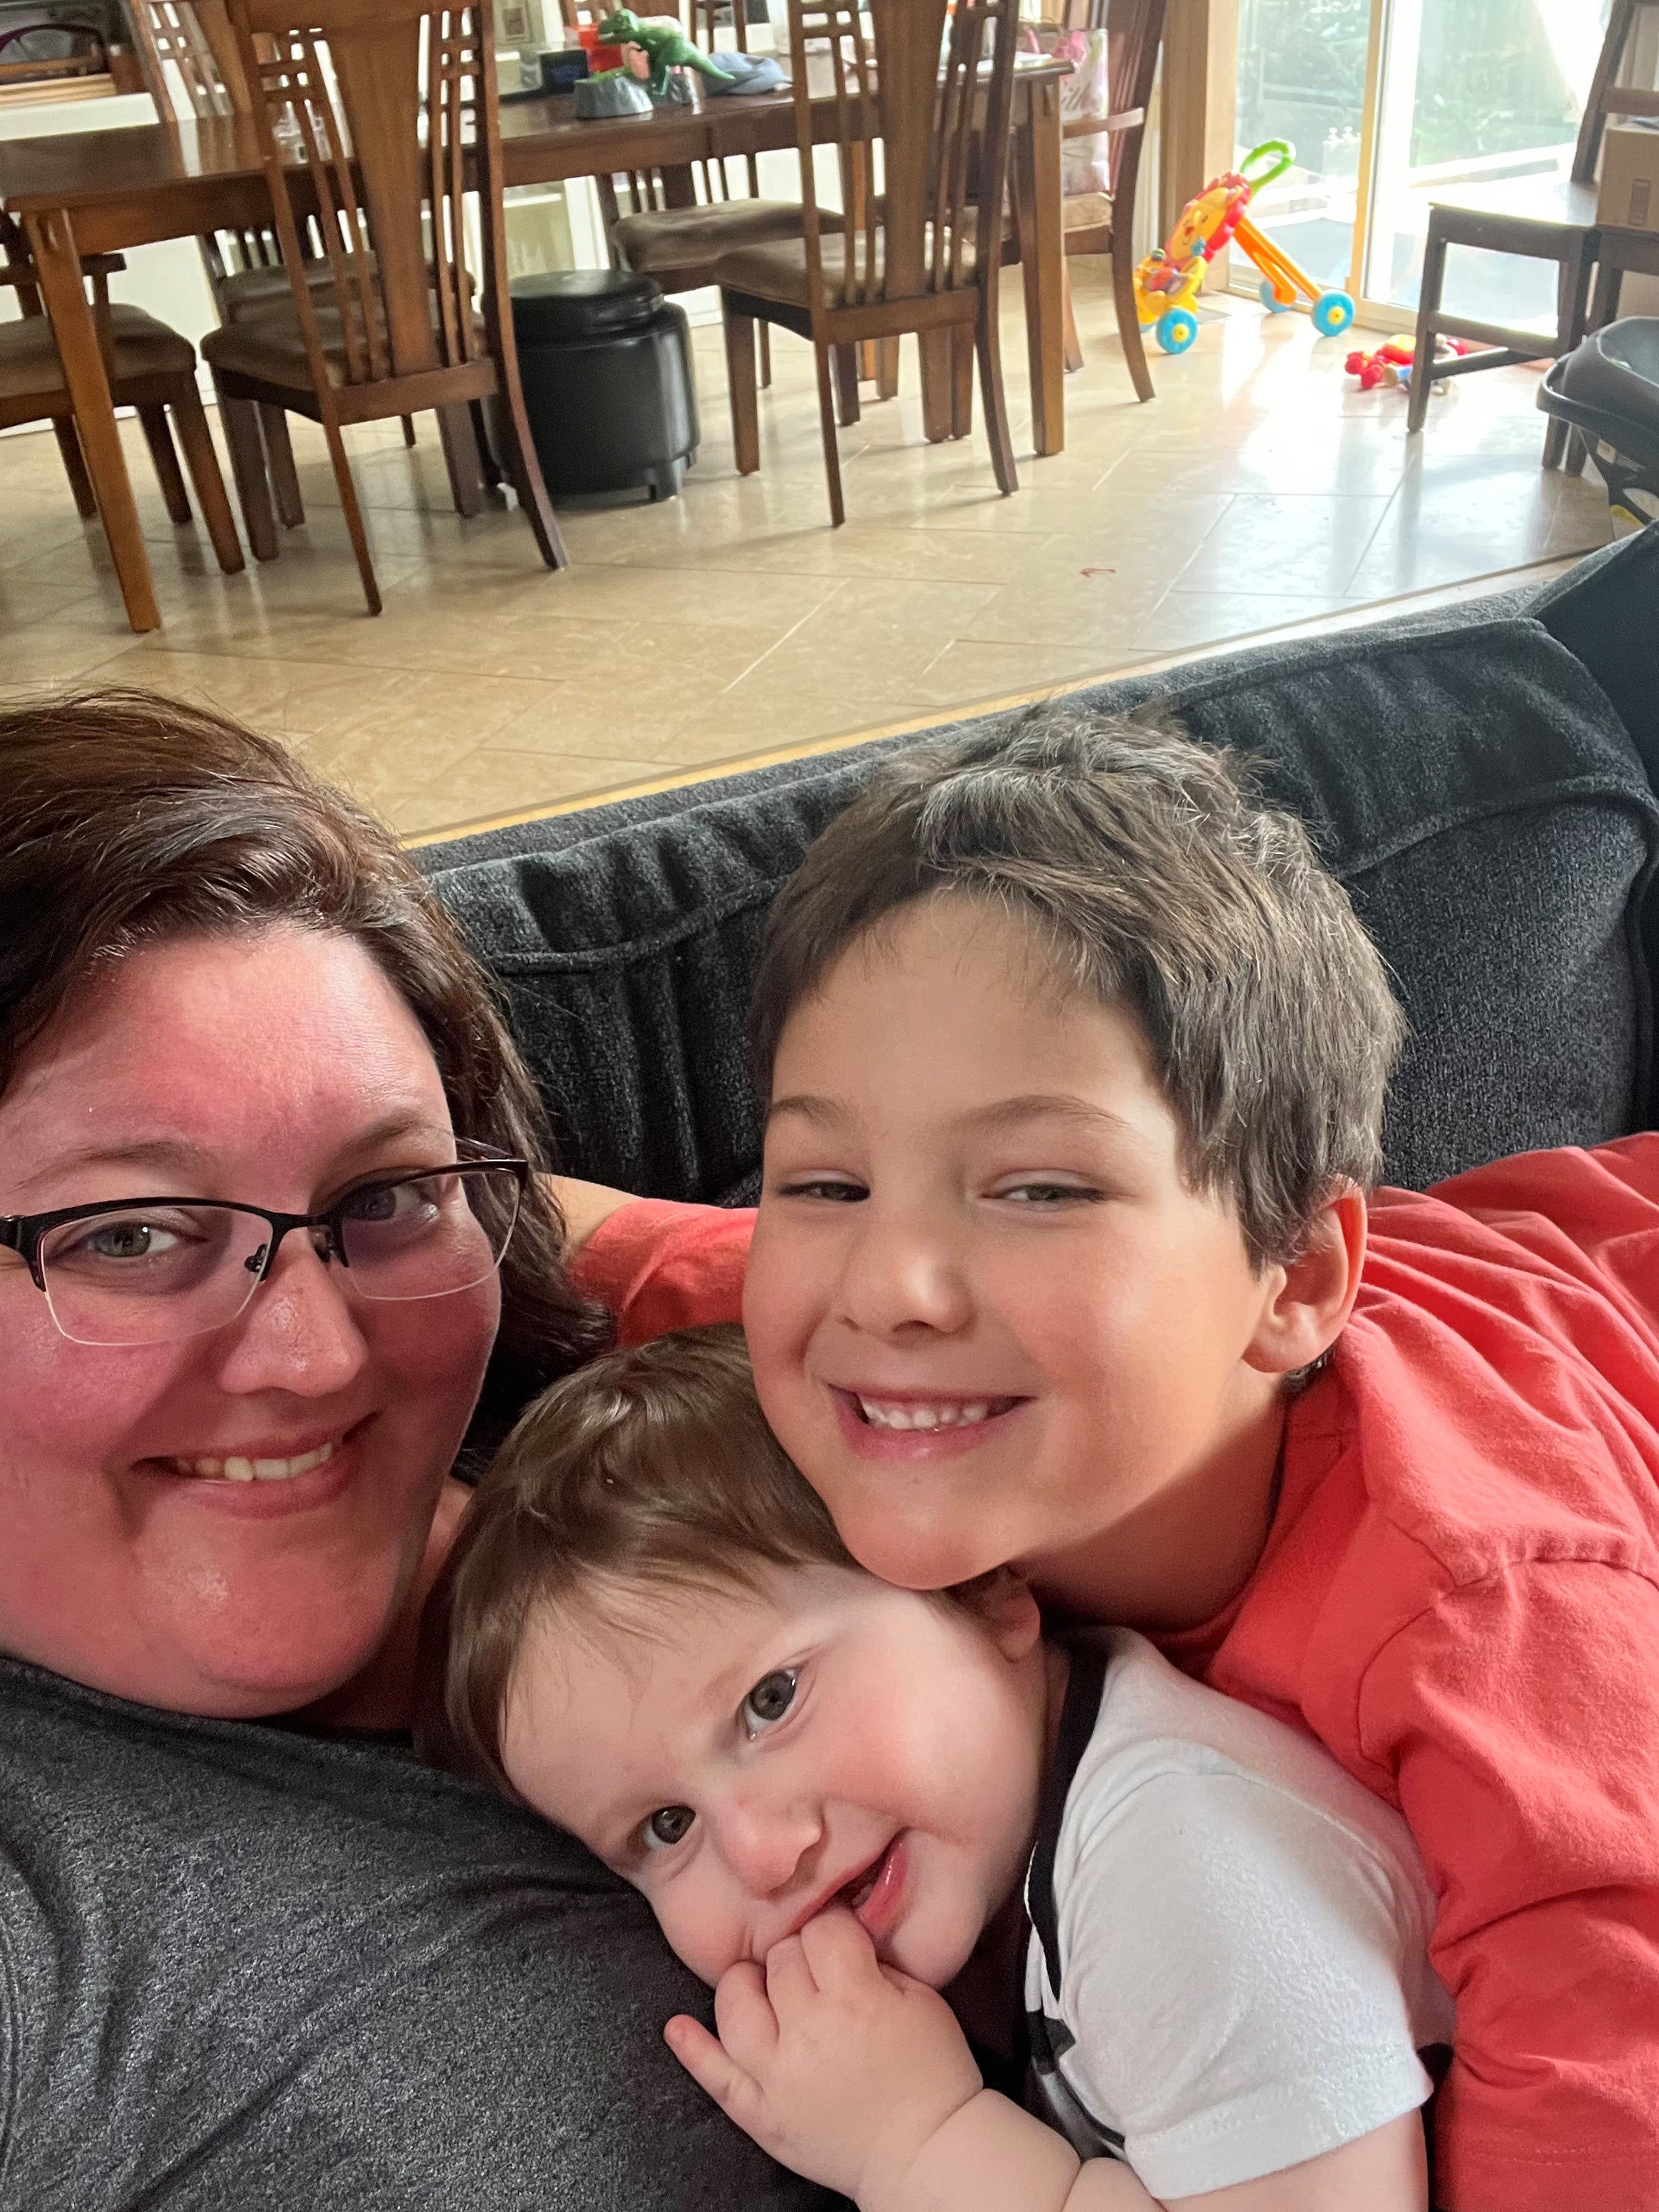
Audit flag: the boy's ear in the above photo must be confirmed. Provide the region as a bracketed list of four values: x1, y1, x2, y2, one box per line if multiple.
[953, 1567, 1044, 1663]
[1243, 1181, 1367, 1379]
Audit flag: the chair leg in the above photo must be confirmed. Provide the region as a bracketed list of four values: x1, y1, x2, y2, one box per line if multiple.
[1544, 235, 1595, 471]
[51, 417, 99, 519]
[832, 343, 861, 428]
[491, 363, 569, 573]
[757, 319, 771, 391]
[470, 398, 504, 490]
[918, 330, 953, 442]
[401, 415, 418, 447]
[875, 337, 900, 401]
[1061, 258, 1085, 375]
[1110, 230, 1153, 403]
[170, 380, 245, 574]
[259, 403, 306, 529]
[138, 403, 192, 526]
[318, 407, 382, 617]
[438, 403, 486, 519]
[950, 327, 974, 438]
[977, 291, 1018, 499]
[1406, 213, 1448, 436]
[724, 302, 761, 476]
[213, 379, 279, 561]
[813, 341, 845, 527]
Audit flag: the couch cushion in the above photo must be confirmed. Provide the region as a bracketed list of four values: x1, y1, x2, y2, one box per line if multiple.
[420, 582, 1659, 1208]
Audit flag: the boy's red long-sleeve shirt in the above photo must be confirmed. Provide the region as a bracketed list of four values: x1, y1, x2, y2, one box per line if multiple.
[569, 1138, 1659, 2212]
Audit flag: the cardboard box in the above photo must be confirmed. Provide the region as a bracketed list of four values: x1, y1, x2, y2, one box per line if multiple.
[1598, 120, 1659, 235]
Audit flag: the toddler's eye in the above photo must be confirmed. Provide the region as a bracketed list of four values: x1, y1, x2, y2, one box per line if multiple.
[643, 1804, 694, 1850]
[741, 1668, 798, 1734]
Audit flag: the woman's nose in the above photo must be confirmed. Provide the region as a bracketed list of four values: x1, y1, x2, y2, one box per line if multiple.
[835, 1204, 973, 1339]
[710, 1791, 824, 1900]
[212, 1237, 370, 1395]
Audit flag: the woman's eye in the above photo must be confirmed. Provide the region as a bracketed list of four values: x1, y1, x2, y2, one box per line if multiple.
[643, 1804, 695, 1851]
[741, 1668, 798, 1734]
[84, 1218, 181, 1260]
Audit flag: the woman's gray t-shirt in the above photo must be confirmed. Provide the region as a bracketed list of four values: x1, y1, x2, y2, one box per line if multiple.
[0, 1657, 830, 2211]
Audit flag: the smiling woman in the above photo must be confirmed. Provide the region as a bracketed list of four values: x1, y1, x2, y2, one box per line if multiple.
[0, 691, 831, 2212]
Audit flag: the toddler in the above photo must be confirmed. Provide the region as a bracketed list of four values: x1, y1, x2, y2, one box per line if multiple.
[420, 1327, 1453, 2212]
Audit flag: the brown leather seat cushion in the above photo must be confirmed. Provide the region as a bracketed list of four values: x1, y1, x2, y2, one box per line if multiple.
[218, 259, 347, 324]
[201, 298, 479, 390]
[612, 198, 808, 276]
[715, 228, 974, 308]
[0, 304, 194, 406]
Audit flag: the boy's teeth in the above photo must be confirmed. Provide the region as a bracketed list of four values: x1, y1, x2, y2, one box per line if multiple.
[168, 1441, 337, 1484]
[857, 1399, 991, 1431]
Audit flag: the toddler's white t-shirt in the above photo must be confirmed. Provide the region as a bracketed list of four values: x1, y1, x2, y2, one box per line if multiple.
[1024, 1629, 1456, 2201]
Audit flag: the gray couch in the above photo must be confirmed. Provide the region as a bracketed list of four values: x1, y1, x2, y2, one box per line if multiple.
[418, 526, 1659, 1239]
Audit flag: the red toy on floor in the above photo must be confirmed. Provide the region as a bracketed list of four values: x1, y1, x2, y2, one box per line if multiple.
[1345, 332, 1474, 391]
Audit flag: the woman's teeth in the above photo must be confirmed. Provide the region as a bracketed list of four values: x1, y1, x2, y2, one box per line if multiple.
[168, 1441, 337, 1484]
[856, 1399, 996, 1431]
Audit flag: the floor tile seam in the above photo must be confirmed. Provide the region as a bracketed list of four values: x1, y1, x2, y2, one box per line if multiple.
[713, 579, 854, 694]
[1141, 489, 1241, 610]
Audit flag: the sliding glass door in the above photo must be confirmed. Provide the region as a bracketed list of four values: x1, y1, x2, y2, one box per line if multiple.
[1233, 0, 1615, 330]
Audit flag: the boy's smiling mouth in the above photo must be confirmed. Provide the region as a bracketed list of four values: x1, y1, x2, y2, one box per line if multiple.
[853, 1396, 1020, 1431]
[830, 1388, 1029, 1455]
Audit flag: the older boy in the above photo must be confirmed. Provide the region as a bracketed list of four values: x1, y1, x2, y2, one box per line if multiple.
[421, 1327, 1450, 2211]
[557, 714, 1659, 2212]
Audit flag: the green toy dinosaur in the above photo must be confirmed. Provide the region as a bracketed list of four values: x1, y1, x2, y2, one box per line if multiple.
[595, 8, 736, 100]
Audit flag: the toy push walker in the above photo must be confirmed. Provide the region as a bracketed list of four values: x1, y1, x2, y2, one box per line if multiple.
[1134, 140, 1356, 357]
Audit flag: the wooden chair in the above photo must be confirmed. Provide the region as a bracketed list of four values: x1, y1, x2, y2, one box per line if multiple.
[1039, 0, 1166, 401]
[203, 0, 564, 616]
[715, 0, 1019, 526]
[1406, 0, 1659, 465]
[595, 0, 796, 393]
[0, 209, 242, 574]
[126, 0, 431, 539]
[602, 153, 802, 390]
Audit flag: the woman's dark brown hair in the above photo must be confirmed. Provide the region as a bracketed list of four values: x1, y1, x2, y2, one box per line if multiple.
[0, 687, 609, 1432]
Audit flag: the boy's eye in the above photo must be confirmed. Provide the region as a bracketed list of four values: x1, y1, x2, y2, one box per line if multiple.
[741, 1668, 798, 1734]
[771, 1177, 867, 1203]
[643, 1804, 695, 1851]
[999, 1180, 1100, 1206]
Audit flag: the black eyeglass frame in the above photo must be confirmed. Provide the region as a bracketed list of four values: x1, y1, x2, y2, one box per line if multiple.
[0, 1158, 531, 1298]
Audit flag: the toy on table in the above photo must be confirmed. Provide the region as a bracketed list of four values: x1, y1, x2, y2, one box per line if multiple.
[1133, 140, 1356, 357]
[1344, 332, 1473, 392]
[592, 9, 734, 101]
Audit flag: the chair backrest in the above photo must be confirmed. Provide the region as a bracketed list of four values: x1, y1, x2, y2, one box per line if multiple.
[1573, 0, 1659, 186]
[790, 0, 1018, 314]
[686, 0, 746, 54]
[226, 0, 506, 391]
[1100, 0, 1165, 202]
[127, 0, 251, 120]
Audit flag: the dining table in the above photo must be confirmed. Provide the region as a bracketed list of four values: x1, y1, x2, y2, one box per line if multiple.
[0, 52, 1070, 635]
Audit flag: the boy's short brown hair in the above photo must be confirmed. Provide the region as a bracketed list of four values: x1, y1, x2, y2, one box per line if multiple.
[750, 710, 1406, 1266]
[416, 1326, 851, 1800]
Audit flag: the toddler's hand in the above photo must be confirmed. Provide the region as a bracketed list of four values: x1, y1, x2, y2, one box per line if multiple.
[665, 1905, 983, 2206]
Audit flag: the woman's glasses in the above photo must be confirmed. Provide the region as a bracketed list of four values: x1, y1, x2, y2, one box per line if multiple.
[0, 1159, 528, 1347]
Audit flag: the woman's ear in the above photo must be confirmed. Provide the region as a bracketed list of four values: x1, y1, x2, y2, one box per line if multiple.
[953, 1567, 1044, 1663]
[1244, 1181, 1367, 1379]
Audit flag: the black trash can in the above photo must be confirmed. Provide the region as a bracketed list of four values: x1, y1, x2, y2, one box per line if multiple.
[510, 269, 698, 503]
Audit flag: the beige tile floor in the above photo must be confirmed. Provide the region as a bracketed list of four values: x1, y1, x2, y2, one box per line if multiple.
[0, 265, 1613, 840]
